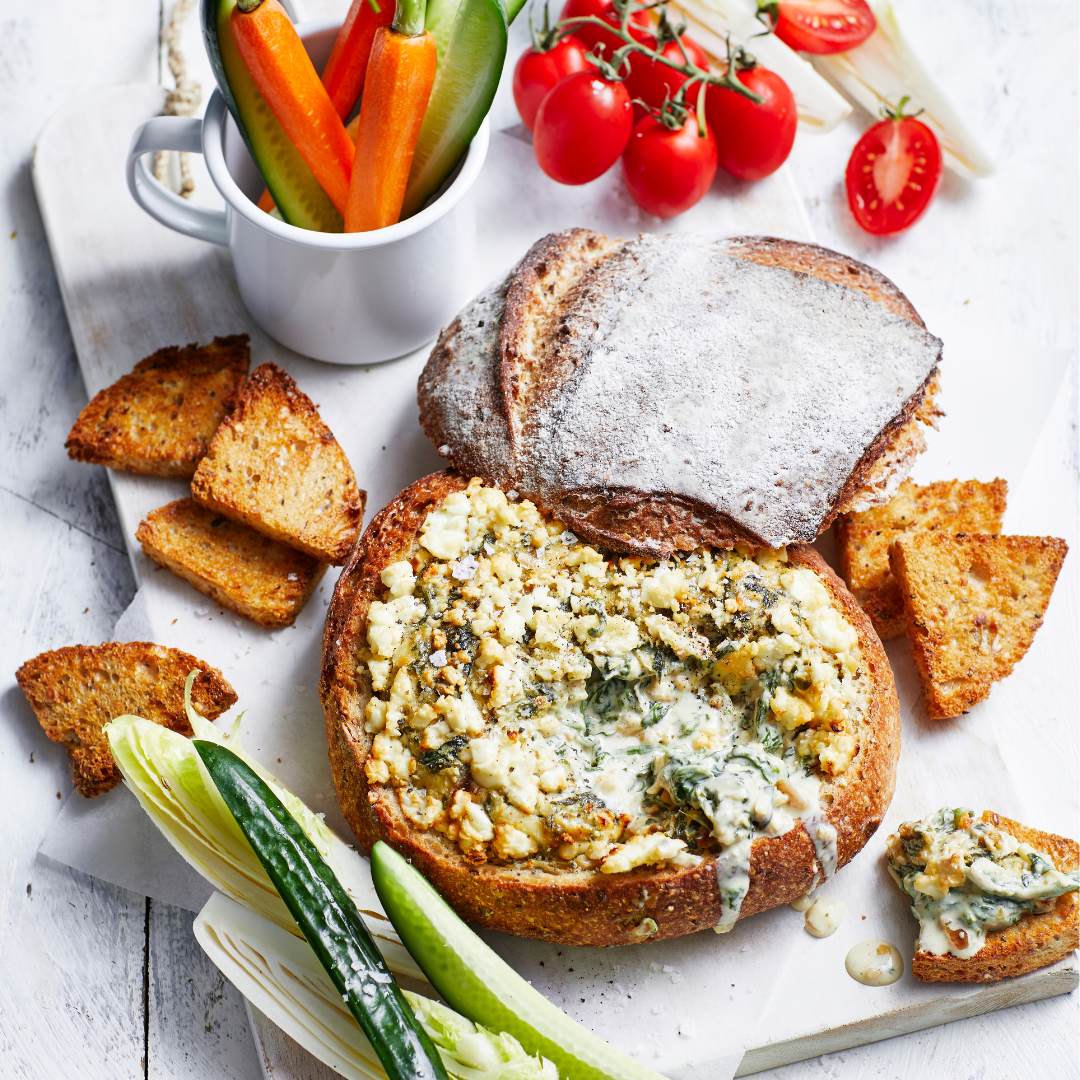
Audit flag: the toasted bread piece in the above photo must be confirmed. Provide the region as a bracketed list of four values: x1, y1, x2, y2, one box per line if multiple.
[838, 479, 1007, 639]
[420, 231, 942, 555]
[15, 642, 235, 797]
[321, 472, 900, 946]
[890, 533, 1067, 718]
[136, 498, 325, 628]
[191, 363, 363, 564]
[65, 336, 250, 477]
[913, 811, 1079, 982]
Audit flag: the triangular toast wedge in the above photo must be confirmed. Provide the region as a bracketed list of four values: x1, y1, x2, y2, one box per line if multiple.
[889, 533, 1067, 718]
[65, 335, 249, 477]
[191, 363, 363, 564]
[15, 642, 235, 796]
[838, 478, 1007, 639]
[136, 498, 325, 628]
[912, 812, 1078, 982]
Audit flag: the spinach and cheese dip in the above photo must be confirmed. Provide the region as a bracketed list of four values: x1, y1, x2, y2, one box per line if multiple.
[361, 479, 869, 930]
[886, 809, 1080, 958]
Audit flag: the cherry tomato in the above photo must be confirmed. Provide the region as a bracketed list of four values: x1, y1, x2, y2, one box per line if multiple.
[704, 66, 796, 181]
[534, 72, 633, 184]
[559, 0, 652, 59]
[624, 33, 710, 114]
[768, 0, 876, 55]
[845, 112, 942, 235]
[622, 112, 718, 218]
[513, 36, 592, 130]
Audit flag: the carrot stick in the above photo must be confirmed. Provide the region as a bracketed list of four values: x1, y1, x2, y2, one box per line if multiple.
[231, 0, 354, 215]
[323, 0, 396, 119]
[344, 0, 436, 232]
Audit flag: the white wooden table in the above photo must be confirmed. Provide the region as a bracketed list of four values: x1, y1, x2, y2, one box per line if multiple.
[0, 2, 1075, 1077]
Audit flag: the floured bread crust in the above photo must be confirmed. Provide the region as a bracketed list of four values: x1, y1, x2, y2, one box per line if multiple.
[322, 472, 900, 946]
[419, 232, 941, 556]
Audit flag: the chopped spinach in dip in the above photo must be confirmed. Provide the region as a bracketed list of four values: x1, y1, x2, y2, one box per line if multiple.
[360, 480, 869, 928]
[886, 808, 1080, 959]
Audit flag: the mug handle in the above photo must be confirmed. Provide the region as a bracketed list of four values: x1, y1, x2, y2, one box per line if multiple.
[126, 115, 229, 246]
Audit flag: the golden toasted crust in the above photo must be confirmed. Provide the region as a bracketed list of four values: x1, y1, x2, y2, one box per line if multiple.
[838, 479, 1008, 639]
[912, 811, 1079, 983]
[322, 472, 900, 946]
[15, 642, 235, 797]
[420, 232, 940, 557]
[65, 336, 249, 478]
[191, 363, 364, 564]
[890, 533, 1067, 719]
[136, 498, 325, 629]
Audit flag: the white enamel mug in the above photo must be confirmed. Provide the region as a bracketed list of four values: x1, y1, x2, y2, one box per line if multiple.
[126, 18, 490, 366]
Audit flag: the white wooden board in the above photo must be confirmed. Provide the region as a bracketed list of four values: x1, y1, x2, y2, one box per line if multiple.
[33, 78, 816, 1080]
[30, 20, 1078, 1080]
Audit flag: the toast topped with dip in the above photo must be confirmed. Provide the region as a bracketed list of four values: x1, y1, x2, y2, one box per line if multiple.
[419, 231, 942, 555]
[886, 809, 1079, 982]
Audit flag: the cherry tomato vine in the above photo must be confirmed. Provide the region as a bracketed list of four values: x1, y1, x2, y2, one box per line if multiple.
[515, 0, 940, 232]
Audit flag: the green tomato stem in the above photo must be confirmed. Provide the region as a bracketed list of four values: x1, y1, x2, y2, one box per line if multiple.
[558, 13, 764, 105]
[393, 0, 427, 36]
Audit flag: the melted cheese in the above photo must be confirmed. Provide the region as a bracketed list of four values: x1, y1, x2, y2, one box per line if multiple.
[804, 896, 845, 938]
[845, 941, 903, 986]
[361, 480, 872, 927]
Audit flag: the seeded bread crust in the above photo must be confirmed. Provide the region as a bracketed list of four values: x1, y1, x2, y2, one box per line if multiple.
[911, 812, 1079, 983]
[65, 335, 250, 478]
[419, 232, 940, 557]
[191, 363, 364, 565]
[16, 642, 235, 797]
[889, 533, 1067, 718]
[137, 498, 325, 628]
[322, 471, 900, 946]
[837, 478, 1008, 640]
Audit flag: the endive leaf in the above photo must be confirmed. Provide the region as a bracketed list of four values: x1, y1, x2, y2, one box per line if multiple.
[811, 0, 995, 177]
[194, 893, 559, 1080]
[104, 690, 421, 982]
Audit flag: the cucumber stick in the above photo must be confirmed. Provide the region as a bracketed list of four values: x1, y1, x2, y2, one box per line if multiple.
[401, 0, 507, 217]
[194, 742, 448, 1080]
[370, 842, 670, 1080]
[201, 0, 342, 231]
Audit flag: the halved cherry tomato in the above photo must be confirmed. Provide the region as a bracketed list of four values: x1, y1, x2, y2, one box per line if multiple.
[513, 36, 592, 130]
[559, 0, 651, 59]
[533, 72, 633, 184]
[624, 33, 710, 114]
[767, 0, 876, 55]
[845, 111, 942, 235]
[622, 111, 718, 218]
[705, 66, 796, 181]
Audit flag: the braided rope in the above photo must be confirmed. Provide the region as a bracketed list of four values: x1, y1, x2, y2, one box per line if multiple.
[153, 0, 203, 198]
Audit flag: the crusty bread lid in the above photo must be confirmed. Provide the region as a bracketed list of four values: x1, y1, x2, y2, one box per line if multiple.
[419, 231, 942, 552]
